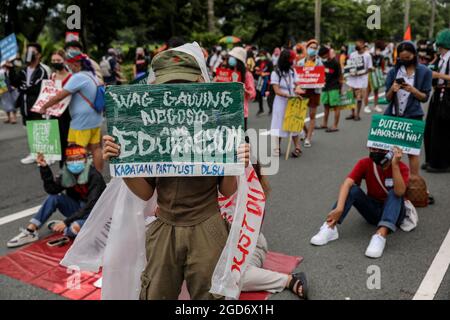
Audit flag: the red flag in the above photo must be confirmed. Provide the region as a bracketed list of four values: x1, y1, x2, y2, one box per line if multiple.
[404, 25, 412, 41]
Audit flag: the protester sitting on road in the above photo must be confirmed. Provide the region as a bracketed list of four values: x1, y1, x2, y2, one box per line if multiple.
[318, 46, 342, 132]
[345, 39, 373, 121]
[102, 43, 251, 300]
[64, 41, 103, 84]
[7, 145, 106, 248]
[228, 47, 256, 131]
[310, 146, 409, 259]
[270, 49, 305, 158]
[38, 50, 104, 172]
[385, 41, 432, 177]
[9, 43, 49, 165]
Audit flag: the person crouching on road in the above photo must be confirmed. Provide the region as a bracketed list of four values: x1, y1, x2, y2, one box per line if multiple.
[7, 144, 106, 248]
[310, 146, 409, 258]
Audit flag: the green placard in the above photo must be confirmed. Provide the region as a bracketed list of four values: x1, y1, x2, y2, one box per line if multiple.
[105, 82, 245, 177]
[26, 120, 61, 161]
[367, 115, 425, 155]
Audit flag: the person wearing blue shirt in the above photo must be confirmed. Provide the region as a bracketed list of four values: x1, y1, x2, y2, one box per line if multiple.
[39, 50, 104, 171]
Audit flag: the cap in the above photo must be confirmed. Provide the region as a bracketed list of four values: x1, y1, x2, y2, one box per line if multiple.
[151, 50, 202, 84]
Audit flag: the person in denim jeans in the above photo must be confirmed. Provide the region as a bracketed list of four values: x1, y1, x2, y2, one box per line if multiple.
[311, 147, 409, 258]
[7, 145, 106, 248]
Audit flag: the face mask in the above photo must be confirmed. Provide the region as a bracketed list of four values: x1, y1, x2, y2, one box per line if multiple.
[51, 62, 65, 71]
[369, 151, 392, 167]
[398, 59, 415, 67]
[228, 56, 237, 67]
[26, 49, 36, 64]
[307, 48, 317, 56]
[67, 160, 85, 174]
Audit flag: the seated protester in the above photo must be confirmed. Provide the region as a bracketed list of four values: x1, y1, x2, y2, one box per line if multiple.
[310, 146, 409, 258]
[7, 145, 106, 248]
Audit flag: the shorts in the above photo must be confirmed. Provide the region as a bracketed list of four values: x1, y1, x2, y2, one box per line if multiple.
[303, 89, 321, 108]
[68, 127, 101, 147]
[321, 89, 340, 107]
[352, 88, 366, 102]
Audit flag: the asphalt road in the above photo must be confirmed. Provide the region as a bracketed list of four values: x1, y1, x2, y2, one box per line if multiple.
[0, 101, 449, 300]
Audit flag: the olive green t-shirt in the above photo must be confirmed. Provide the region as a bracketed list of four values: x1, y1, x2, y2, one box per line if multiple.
[145, 176, 222, 226]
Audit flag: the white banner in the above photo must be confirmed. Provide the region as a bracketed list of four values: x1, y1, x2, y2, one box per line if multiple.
[31, 80, 71, 117]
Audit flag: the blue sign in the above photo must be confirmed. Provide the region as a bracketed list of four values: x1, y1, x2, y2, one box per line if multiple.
[0, 34, 18, 66]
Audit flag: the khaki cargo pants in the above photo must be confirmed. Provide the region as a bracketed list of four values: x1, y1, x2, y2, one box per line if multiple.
[139, 213, 229, 300]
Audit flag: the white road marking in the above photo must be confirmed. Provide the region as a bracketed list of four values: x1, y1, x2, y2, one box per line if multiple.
[413, 228, 450, 300]
[0, 205, 41, 226]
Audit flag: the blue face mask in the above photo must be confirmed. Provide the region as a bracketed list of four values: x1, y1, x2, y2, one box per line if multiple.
[67, 160, 85, 174]
[228, 56, 237, 67]
[307, 48, 317, 57]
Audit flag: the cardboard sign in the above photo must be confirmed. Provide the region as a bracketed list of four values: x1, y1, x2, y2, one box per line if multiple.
[26, 120, 61, 161]
[215, 68, 242, 83]
[343, 56, 366, 77]
[295, 66, 325, 89]
[65, 31, 80, 43]
[105, 82, 245, 177]
[282, 97, 309, 132]
[31, 80, 71, 117]
[367, 115, 425, 155]
[0, 34, 18, 66]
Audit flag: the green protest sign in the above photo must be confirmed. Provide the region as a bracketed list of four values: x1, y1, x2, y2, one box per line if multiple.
[105, 82, 245, 177]
[367, 115, 425, 155]
[26, 120, 61, 160]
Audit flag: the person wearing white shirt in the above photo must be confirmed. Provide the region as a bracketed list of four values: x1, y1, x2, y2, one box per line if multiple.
[345, 39, 373, 121]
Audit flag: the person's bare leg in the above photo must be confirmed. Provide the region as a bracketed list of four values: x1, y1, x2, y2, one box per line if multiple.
[408, 154, 420, 177]
[292, 135, 301, 150]
[332, 108, 341, 130]
[307, 108, 316, 141]
[89, 143, 104, 172]
[11, 111, 17, 123]
[356, 100, 362, 118]
[322, 106, 330, 128]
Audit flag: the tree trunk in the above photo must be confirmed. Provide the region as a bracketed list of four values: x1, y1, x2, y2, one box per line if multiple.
[429, 0, 436, 39]
[315, 0, 321, 42]
[207, 0, 215, 33]
[404, 0, 411, 33]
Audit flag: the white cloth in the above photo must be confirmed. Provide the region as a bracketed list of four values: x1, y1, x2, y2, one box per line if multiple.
[438, 50, 450, 85]
[241, 234, 288, 293]
[270, 69, 300, 138]
[346, 51, 373, 89]
[395, 66, 415, 116]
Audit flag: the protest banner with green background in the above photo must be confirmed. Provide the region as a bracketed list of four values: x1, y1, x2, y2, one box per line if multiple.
[105, 82, 245, 177]
[26, 120, 61, 160]
[367, 115, 425, 155]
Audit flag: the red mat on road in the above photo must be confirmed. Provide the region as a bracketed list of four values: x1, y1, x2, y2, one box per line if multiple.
[0, 235, 302, 300]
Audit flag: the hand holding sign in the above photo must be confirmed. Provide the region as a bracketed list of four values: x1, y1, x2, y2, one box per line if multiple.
[391, 146, 403, 166]
[102, 135, 120, 161]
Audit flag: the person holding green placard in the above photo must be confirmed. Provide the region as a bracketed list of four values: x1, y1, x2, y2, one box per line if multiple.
[310, 146, 409, 259]
[7, 145, 106, 248]
[103, 42, 251, 300]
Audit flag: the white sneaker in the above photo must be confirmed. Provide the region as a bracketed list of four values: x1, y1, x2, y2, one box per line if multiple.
[310, 222, 339, 246]
[365, 234, 386, 258]
[304, 139, 312, 148]
[374, 105, 383, 113]
[21, 154, 35, 165]
[364, 106, 372, 114]
[7, 228, 39, 248]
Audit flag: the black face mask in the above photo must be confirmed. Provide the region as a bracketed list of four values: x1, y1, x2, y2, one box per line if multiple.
[369, 151, 387, 166]
[398, 59, 415, 67]
[51, 62, 65, 71]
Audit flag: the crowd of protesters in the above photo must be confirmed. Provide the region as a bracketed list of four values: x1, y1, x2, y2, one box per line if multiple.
[1, 27, 450, 300]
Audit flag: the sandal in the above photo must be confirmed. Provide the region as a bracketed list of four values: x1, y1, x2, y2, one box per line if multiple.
[291, 148, 302, 158]
[315, 125, 328, 130]
[345, 115, 355, 120]
[326, 128, 339, 133]
[288, 272, 308, 300]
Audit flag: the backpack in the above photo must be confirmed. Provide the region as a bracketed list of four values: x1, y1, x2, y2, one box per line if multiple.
[405, 175, 429, 208]
[99, 56, 113, 78]
[77, 72, 106, 114]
